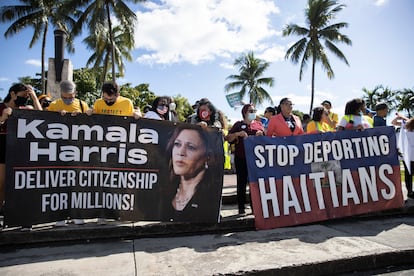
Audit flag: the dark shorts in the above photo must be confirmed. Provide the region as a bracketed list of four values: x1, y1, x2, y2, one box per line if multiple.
[0, 134, 5, 163]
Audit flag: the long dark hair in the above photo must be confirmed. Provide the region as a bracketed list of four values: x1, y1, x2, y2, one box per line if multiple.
[194, 98, 219, 126]
[150, 96, 169, 120]
[3, 83, 28, 103]
[312, 106, 325, 122]
[344, 98, 364, 115]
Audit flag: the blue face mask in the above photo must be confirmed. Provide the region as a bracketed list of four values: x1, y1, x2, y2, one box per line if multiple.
[62, 98, 74, 105]
[247, 113, 256, 121]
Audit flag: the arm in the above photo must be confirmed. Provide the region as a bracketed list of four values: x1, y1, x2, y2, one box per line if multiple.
[225, 130, 248, 143]
[27, 86, 42, 110]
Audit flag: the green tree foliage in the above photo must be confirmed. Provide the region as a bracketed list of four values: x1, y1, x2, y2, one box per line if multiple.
[224, 51, 274, 107]
[83, 24, 134, 83]
[395, 88, 414, 117]
[73, 67, 101, 106]
[68, 0, 144, 82]
[173, 95, 194, 122]
[361, 85, 396, 111]
[283, 0, 351, 114]
[0, 0, 77, 94]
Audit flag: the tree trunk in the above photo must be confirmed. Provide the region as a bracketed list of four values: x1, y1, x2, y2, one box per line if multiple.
[310, 56, 316, 115]
[106, 3, 116, 82]
[41, 23, 48, 94]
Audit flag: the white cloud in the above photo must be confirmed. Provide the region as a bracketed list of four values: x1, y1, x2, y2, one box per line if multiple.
[25, 59, 42, 67]
[0, 77, 9, 82]
[374, 0, 388, 6]
[135, 0, 281, 65]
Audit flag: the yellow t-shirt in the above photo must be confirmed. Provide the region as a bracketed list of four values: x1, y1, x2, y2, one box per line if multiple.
[47, 98, 89, 113]
[93, 96, 134, 116]
[306, 121, 332, 134]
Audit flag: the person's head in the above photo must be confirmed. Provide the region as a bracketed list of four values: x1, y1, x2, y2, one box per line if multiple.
[321, 100, 332, 110]
[302, 113, 311, 123]
[101, 81, 120, 106]
[375, 102, 389, 118]
[311, 106, 326, 122]
[38, 94, 52, 109]
[167, 96, 176, 111]
[196, 98, 218, 124]
[241, 103, 257, 122]
[264, 106, 276, 119]
[167, 124, 210, 180]
[4, 83, 31, 107]
[344, 98, 364, 115]
[151, 96, 169, 118]
[278, 97, 294, 116]
[59, 80, 77, 106]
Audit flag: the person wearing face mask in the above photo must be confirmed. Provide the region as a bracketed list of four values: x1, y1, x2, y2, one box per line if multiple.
[0, 83, 42, 229]
[48, 80, 89, 115]
[89, 81, 136, 117]
[144, 96, 170, 120]
[225, 104, 264, 215]
[48, 80, 89, 226]
[38, 94, 52, 110]
[167, 96, 179, 122]
[266, 97, 304, 137]
[190, 98, 222, 129]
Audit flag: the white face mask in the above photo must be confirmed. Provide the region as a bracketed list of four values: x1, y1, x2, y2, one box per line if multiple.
[169, 102, 176, 111]
[247, 113, 256, 121]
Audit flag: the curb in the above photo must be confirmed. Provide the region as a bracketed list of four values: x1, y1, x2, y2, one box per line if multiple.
[1, 196, 414, 247]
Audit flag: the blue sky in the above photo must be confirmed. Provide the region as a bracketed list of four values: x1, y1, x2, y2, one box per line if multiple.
[0, 0, 413, 123]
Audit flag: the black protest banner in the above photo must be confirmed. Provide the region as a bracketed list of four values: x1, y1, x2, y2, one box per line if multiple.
[4, 110, 224, 227]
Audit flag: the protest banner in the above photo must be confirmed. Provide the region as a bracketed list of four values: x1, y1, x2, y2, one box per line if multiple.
[4, 110, 224, 227]
[244, 127, 404, 230]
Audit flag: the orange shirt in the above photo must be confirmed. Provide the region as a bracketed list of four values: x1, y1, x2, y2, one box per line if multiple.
[266, 113, 304, 137]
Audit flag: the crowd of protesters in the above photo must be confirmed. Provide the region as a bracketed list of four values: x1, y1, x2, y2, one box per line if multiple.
[1, 80, 412, 229]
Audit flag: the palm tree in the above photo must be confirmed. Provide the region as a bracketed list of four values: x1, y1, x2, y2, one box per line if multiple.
[0, 0, 76, 94]
[83, 24, 134, 83]
[283, 0, 352, 114]
[395, 88, 414, 118]
[362, 85, 396, 112]
[224, 51, 274, 107]
[362, 85, 384, 109]
[68, 0, 144, 82]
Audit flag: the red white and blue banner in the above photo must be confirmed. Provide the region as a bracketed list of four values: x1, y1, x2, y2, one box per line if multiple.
[4, 110, 224, 227]
[244, 126, 403, 230]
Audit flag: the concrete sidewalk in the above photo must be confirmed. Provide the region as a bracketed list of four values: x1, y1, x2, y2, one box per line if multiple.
[0, 208, 414, 275]
[1, 174, 414, 275]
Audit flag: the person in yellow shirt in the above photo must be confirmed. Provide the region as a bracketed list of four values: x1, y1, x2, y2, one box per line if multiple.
[48, 80, 88, 227]
[48, 80, 89, 115]
[89, 81, 139, 118]
[306, 106, 333, 134]
[321, 100, 338, 130]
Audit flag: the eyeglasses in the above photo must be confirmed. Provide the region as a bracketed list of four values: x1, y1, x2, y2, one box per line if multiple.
[248, 109, 257, 113]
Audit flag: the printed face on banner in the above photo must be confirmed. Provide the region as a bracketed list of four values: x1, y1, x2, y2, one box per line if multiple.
[4, 110, 224, 227]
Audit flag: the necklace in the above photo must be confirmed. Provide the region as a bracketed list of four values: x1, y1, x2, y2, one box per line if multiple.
[175, 188, 192, 210]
